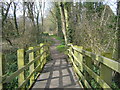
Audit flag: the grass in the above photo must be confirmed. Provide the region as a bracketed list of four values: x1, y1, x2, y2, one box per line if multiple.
[50, 35, 65, 45]
[56, 44, 67, 53]
[50, 35, 67, 53]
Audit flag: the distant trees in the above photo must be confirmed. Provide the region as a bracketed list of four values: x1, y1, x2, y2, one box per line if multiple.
[117, 1, 120, 63]
[2, 1, 46, 49]
[13, 2, 19, 36]
[114, 1, 120, 88]
[54, 2, 116, 55]
[53, 1, 119, 88]
[59, 2, 68, 45]
[2, 2, 13, 46]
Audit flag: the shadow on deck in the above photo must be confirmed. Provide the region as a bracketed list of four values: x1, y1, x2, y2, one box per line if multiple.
[31, 38, 80, 89]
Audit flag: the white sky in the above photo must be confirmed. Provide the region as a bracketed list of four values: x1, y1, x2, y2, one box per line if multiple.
[6, 0, 117, 17]
[104, 0, 117, 14]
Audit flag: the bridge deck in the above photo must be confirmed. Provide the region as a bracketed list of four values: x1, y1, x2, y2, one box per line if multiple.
[31, 38, 80, 88]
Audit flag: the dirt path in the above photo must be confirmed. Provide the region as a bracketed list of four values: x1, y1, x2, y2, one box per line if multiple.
[31, 38, 80, 88]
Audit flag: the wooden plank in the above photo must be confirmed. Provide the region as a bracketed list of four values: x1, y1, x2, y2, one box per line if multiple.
[100, 53, 112, 86]
[68, 54, 91, 88]
[36, 51, 40, 71]
[74, 73, 84, 88]
[73, 45, 79, 67]
[68, 45, 111, 89]
[67, 47, 73, 64]
[83, 63, 111, 89]
[0, 52, 2, 90]
[1, 51, 45, 83]
[84, 50, 92, 82]
[29, 47, 34, 87]
[69, 48, 93, 88]
[40, 43, 44, 68]
[43, 45, 46, 65]
[71, 46, 120, 73]
[78, 46, 83, 72]
[73, 46, 84, 72]
[18, 57, 47, 88]
[68, 49, 82, 69]
[26, 44, 48, 54]
[26, 45, 44, 54]
[26, 47, 41, 54]
[100, 64, 112, 86]
[17, 49, 25, 87]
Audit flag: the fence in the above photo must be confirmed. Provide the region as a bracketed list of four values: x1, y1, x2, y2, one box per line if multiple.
[67, 44, 120, 89]
[0, 43, 49, 89]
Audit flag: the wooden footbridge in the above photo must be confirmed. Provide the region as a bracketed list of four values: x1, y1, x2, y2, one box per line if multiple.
[0, 38, 120, 89]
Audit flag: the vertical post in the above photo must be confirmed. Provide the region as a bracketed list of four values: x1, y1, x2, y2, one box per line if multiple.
[17, 49, 24, 87]
[68, 46, 73, 63]
[35, 50, 40, 79]
[46, 45, 48, 57]
[0, 52, 3, 90]
[100, 53, 112, 86]
[74, 45, 79, 67]
[44, 45, 47, 64]
[84, 48, 92, 82]
[36, 50, 40, 67]
[29, 47, 34, 87]
[77, 46, 83, 72]
[40, 43, 44, 69]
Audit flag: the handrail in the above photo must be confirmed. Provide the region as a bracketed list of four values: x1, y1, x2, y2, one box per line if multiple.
[68, 50, 110, 88]
[0, 43, 50, 89]
[67, 44, 120, 89]
[68, 44, 120, 73]
[68, 53, 91, 88]
[26, 44, 49, 54]
[1, 50, 47, 83]
[18, 56, 48, 88]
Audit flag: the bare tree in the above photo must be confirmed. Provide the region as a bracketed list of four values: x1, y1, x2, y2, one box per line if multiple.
[22, 1, 26, 34]
[2, 2, 12, 28]
[13, 2, 19, 36]
[2, 2, 13, 46]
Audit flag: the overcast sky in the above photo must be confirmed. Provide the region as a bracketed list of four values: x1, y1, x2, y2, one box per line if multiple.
[105, 0, 117, 14]
[6, 0, 117, 18]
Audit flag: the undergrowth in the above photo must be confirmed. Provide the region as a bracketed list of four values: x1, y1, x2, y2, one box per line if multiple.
[56, 44, 67, 53]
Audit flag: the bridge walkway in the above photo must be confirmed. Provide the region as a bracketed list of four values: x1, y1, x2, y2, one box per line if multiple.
[31, 38, 80, 88]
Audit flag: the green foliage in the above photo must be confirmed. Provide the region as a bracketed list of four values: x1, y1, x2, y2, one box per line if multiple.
[5, 51, 17, 75]
[93, 66, 100, 75]
[67, 28, 74, 43]
[4, 50, 18, 89]
[46, 54, 52, 62]
[50, 35, 65, 44]
[111, 82, 120, 90]
[5, 77, 18, 90]
[56, 45, 67, 53]
[90, 79, 101, 89]
[45, 35, 55, 45]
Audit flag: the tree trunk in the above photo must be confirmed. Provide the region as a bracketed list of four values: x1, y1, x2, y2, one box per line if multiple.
[2, 2, 11, 28]
[59, 2, 68, 45]
[55, 3, 63, 38]
[13, 3, 19, 36]
[118, 1, 120, 63]
[23, 2, 26, 35]
[114, 1, 120, 88]
[36, 11, 40, 43]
